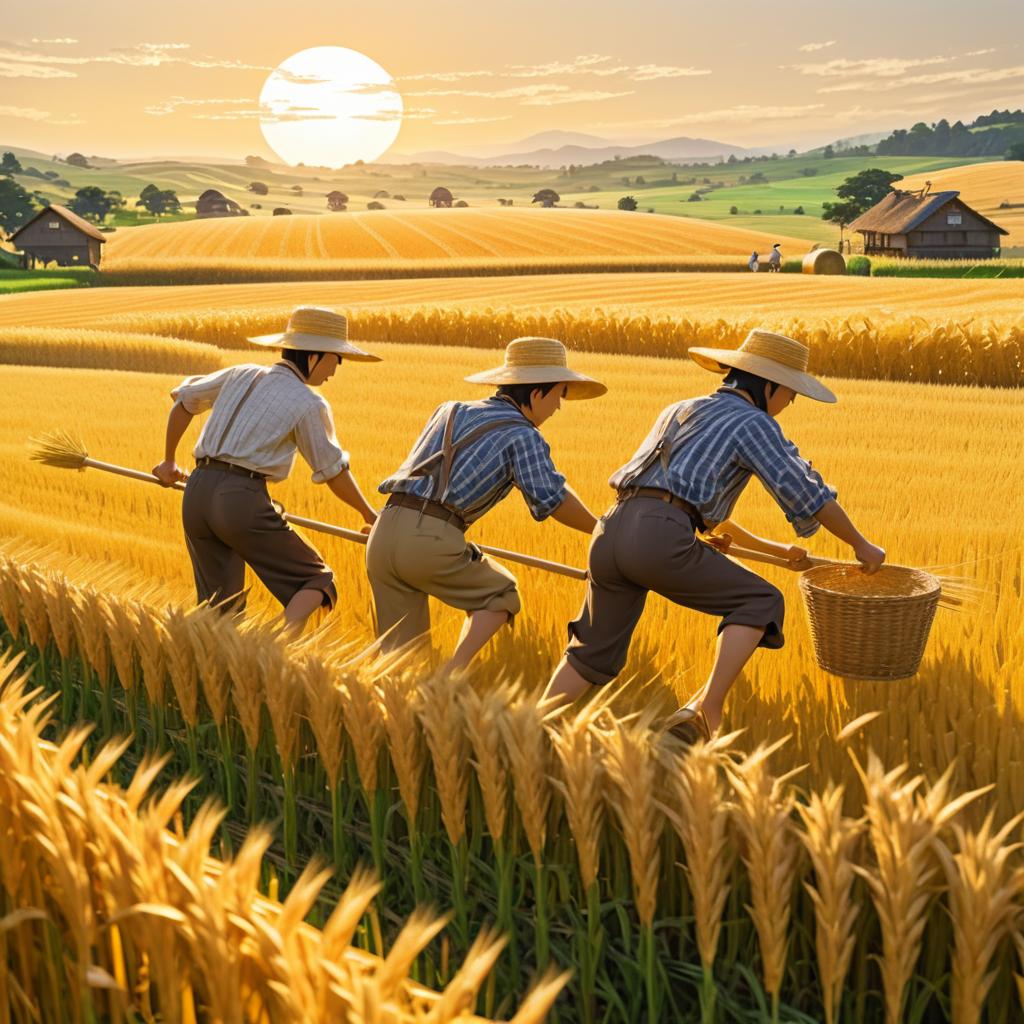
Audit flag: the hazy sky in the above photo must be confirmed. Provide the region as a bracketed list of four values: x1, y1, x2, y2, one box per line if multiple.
[2, 0, 1022, 161]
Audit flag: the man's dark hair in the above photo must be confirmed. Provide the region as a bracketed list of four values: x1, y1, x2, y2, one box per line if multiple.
[721, 367, 779, 413]
[495, 381, 562, 409]
[281, 348, 330, 378]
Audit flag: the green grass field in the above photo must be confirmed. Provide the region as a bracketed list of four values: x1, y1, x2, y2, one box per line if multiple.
[558, 156, 989, 245]
[0, 267, 94, 294]
[3, 144, 991, 246]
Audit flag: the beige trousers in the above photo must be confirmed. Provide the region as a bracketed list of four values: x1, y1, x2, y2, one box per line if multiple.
[365, 504, 521, 651]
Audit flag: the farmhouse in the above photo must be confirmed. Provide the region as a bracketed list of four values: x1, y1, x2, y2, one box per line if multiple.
[850, 186, 1008, 259]
[195, 189, 246, 218]
[8, 204, 106, 269]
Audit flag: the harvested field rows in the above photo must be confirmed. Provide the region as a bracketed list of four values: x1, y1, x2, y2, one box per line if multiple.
[104, 208, 810, 264]
[3, 271, 1022, 326]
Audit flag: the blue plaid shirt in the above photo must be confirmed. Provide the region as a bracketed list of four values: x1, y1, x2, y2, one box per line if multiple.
[379, 397, 568, 524]
[610, 390, 837, 537]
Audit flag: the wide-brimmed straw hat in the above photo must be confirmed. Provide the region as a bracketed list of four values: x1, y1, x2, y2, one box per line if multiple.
[464, 337, 607, 400]
[688, 329, 836, 403]
[248, 306, 381, 362]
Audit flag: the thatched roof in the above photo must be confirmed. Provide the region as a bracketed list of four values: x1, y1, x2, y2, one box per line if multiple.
[850, 190, 1008, 235]
[10, 204, 107, 243]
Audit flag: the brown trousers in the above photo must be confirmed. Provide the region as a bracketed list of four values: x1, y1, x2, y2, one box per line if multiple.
[182, 467, 336, 613]
[566, 495, 785, 685]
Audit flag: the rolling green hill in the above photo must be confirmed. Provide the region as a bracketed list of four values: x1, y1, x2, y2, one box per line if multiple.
[1, 142, 991, 249]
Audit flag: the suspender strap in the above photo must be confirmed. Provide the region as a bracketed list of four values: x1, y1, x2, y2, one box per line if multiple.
[409, 406, 527, 505]
[209, 369, 269, 456]
[620, 409, 686, 488]
[435, 405, 459, 502]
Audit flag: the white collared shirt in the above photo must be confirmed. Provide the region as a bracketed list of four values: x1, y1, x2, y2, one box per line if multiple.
[171, 361, 349, 483]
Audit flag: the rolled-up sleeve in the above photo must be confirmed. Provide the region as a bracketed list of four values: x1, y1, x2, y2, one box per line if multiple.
[171, 366, 237, 414]
[294, 399, 350, 484]
[509, 431, 567, 521]
[737, 418, 836, 537]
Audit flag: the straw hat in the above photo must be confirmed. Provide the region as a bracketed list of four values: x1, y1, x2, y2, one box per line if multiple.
[248, 306, 381, 362]
[688, 329, 836, 403]
[464, 337, 607, 400]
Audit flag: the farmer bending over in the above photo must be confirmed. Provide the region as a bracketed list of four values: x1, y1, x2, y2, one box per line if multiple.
[543, 329, 885, 742]
[368, 337, 605, 672]
[154, 306, 380, 631]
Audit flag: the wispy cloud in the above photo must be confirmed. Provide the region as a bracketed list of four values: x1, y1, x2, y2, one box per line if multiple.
[819, 64, 1024, 93]
[520, 88, 634, 106]
[0, 58, 76, 78]
[590, 103, 827, 133]
[507, 54, 628, 78]
[30, 37, 78, 45]
[354, 107, 434, 123]
[0, 103, 84, 125]
[965, 48, 996, 57]
[0, 103, 52, 121]
[433, 114, 514, 126]
[0, 39, 281, 77]
[404, 84, 570, 99]
[785, 56, 951, 78]
[144, 96, 255, 116]
[630, 64, 711, 80]
[398, 69, 492, 83]
[798, 40, 837, 53]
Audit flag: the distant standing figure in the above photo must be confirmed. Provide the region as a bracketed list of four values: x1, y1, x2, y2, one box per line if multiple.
[767, 243, 782, 272]
[748, 251, 760, 272]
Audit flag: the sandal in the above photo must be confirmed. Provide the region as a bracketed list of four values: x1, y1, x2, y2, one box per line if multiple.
[666, 704, 712, 746]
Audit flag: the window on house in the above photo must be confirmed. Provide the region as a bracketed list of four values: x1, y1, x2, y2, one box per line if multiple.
[947, 213, 962, 226]
[48, 221, 60, 229]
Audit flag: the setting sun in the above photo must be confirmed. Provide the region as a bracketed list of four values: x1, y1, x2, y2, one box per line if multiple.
[258, 46, 403, 168]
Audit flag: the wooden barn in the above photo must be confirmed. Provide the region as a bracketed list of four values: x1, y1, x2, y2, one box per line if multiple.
[850, 187, 1007, 259]
[195, 189, 246, 218]
[9, 204, 106, 269]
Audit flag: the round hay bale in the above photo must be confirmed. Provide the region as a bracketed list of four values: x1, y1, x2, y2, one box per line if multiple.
[802, 249, 846, 275]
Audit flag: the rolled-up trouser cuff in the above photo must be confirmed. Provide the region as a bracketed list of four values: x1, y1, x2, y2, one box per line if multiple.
[717, 608, 785, 649]
[565, 647, 617, 687]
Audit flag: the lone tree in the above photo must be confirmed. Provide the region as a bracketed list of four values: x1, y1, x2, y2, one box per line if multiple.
[0, 177, 37, 234]
[823, 168, 904, 244]
[429, 186, 453, 207]
[617, 195, 638, 211]
[326, 190, 349, 211]
[532, 188, 560, 208]
[136, 184, 181, 218]
[69, 185, 117, 223]
[247, 181, 269, 195]
[65, 152, 91, 168]
[0, 152, 23, 176]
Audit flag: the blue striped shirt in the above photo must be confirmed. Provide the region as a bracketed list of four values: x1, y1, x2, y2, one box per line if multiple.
[610, 390, 836, 538]
[379, 397, 568, 524]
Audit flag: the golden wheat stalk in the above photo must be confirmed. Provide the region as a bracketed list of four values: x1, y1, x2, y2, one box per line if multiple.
[936, 812, 1024, 1024]
[796, 783, 863, 1024]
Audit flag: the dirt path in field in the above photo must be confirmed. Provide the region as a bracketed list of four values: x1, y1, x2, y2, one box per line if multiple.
[1, 272, 1021, 330]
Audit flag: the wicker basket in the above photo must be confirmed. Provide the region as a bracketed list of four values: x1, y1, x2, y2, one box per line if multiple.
[798, 564, 941, 680]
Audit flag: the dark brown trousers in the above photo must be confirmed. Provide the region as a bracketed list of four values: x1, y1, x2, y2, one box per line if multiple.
[181, 467, 336, 613]
[565, 495, 785, 686]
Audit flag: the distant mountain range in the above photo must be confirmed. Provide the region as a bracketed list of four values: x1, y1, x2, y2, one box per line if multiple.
[390, 131, 758, 167]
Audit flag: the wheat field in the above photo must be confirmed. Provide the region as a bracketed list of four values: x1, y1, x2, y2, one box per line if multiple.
[2, 346, 1021, 806]
[2, 310, 1024, 1021]
[2, 271, 1022, 328]
[102, 208, 809, 264]
[900, 160, 1024, 248]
